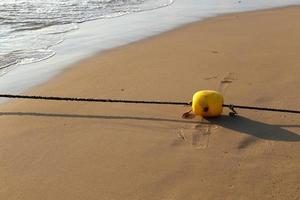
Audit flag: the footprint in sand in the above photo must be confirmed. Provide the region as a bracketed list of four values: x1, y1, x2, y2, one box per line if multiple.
[218, 72, 237, 96]
[177, 120, 218, 149]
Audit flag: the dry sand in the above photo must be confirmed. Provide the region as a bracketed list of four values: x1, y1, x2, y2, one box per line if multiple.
[1, 6, 300, 200]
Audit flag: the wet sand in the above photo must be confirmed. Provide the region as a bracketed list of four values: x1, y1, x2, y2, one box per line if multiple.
[0, 6, 300, 200]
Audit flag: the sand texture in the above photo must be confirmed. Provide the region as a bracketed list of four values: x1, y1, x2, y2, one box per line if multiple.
[0, 6, 300, 200]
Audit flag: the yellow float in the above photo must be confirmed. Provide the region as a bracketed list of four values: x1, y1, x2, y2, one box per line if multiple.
[192, 90, 223, 117]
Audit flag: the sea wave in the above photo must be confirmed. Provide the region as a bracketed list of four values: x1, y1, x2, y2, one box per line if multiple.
[0, 0, 174, 76]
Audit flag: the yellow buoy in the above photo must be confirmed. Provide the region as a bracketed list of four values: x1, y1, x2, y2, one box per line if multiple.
[192, 90, 224, 117]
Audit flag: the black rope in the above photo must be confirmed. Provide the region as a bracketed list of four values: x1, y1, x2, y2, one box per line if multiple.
[0, 94, 189, 105]
[0, 94, 299, 114]
[222, 104, 300, 114]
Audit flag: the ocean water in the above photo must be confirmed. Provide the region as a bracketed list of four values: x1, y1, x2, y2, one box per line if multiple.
[0, 0, 173, 76]
[0, 0, 300, 96]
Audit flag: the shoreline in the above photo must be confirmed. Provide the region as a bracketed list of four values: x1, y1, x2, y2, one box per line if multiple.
[1, 6, 300, 200]
[24, 5, 300, 104]
[1, 2, 300, 96]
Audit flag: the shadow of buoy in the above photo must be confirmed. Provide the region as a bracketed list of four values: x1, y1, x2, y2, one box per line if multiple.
[207, 115, 300, 142]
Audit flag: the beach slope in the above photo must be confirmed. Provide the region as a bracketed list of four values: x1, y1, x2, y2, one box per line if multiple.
[0, 6, 300, 200]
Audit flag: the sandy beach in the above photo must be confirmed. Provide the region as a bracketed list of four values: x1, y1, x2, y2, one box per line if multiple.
[1, 6, 300, 200]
